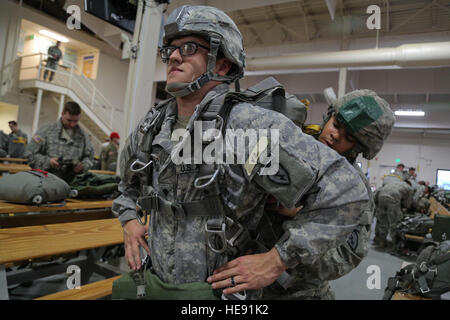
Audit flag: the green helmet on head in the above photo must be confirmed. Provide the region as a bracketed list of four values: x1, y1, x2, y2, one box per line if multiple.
[326, 89, 395, 160]
[162, 5, 246, 97]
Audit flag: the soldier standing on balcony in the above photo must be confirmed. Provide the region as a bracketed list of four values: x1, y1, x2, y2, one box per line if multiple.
[43, 41, 62, 82]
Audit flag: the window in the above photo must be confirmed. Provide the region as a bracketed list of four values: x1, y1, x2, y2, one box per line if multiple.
[436, 169, 450, 190]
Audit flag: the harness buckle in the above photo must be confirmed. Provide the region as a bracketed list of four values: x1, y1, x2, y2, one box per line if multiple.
[221, 291, 247, 300]
[136, 193, 159, 226]
[225, 217, 245, 248]
[205, 219, 227, 254]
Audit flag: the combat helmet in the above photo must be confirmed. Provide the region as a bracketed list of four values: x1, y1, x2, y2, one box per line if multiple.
[162, 5, 246, 97]
[324, 89, 396, 160]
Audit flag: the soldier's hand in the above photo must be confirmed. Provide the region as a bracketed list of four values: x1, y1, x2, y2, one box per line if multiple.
[207, 248, 287, 295]
[73, 162, 84, 173]
[123, 219, 150, 271]
[50, 157, 60, 169]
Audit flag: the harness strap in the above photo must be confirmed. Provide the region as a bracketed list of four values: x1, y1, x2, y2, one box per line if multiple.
[138, 193, 225, 218]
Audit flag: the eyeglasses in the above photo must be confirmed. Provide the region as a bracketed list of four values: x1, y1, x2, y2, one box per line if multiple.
[160, 42, 210, 63]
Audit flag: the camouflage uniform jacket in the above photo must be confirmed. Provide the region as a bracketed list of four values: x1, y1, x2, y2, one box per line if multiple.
[263, 155, 374, 299]
[113, 84, 369, 285]
[0, 130, 8, 156]
[25, 119, 94, 172]
[47, 45, 62, 65]
[100, 141, 118, 171]
[8, 130, 28, 158]
[376, 180, 413, 209]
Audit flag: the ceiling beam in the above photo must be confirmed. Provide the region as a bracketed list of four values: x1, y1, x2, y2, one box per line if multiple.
[392, 0, 438, 32]
[236, 10, 265, 46]
[204, 0, 298, 12]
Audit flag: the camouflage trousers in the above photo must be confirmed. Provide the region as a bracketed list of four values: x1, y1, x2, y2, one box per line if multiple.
[374, 195, 403, 249]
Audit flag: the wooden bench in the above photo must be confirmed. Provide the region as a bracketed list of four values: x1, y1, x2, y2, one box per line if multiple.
[0, 157, 27, 163]
[35, 275, 121, 300]
[0, 219, 123, 264]
[0, 199, 114, 228]
[0, 163, 31, 174]
[0, 218, 124, 300]
[88, 170, 117, 175]
[429, 197, 450, 219]
[404, 234, 425, 242]
[0, 199, 113, 215]
[0, 164, 118, 175]
[392, 291, 432, 300]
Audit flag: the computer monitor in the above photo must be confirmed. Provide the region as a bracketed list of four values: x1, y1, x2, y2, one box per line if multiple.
[84, 0, 137, 34]
[436, 169, 450, 190]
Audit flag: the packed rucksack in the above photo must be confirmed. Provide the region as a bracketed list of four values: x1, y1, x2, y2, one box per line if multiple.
[0, 169, 76, 204]
[383, 240, 450, 300]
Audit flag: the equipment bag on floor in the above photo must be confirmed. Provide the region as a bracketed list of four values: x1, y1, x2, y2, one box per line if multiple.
[383, 240, 450, 300]
[0, 169, 73, 204]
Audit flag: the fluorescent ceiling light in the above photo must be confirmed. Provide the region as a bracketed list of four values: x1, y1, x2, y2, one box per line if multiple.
[394, 110, 425, 116]
[39, 30, 69, 43]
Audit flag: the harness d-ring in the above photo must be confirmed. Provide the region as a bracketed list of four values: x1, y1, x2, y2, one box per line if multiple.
[130, 159, 153, 173]
[194, 168, 220, 189]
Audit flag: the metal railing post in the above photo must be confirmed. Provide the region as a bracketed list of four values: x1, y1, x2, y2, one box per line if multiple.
[37, 53, 42, 80]
[91, 87, 96, 110]
[68, 64, 73, 89]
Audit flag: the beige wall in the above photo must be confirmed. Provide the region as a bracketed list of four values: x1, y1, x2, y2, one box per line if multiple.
[0, 101, 19, 133]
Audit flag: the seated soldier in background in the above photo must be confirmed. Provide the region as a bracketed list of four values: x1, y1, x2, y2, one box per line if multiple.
[263, 89, 395, 299]
[7, 121, 28, 158]
[100, 132, 120, 172]
[0, 130, 8, 157]
[24, 101, 94, 183]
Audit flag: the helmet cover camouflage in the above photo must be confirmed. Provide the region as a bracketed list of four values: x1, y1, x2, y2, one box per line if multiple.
[163, 5, 245, 82]
[332, 89, 395, 160]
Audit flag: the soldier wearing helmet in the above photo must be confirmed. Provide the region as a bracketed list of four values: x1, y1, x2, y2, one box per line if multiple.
[112, 5, 369, 300]
[263, 90, 396, 299]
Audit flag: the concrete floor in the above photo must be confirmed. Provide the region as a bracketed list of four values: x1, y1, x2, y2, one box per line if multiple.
[330, 243, 413, 300]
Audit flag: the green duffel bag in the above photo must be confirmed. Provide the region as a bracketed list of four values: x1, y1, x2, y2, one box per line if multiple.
[70, 172, 121, 198]
[0, 169, 74, 204]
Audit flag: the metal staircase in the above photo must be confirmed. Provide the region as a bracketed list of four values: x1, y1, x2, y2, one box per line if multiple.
[0, 53, 123, 149]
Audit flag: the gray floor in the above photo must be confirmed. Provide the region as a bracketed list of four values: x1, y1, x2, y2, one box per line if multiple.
[7, 255, 131, 300]
[330, 243, 411, 300]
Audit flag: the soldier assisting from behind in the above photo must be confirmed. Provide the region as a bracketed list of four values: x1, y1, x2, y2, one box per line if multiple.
[25, 101, 94, 183]
[263, 89, 395, 299]
[112, 5, 370, 300]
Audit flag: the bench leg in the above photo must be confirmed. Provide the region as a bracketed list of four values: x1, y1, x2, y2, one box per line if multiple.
[0, 265, 9, 300]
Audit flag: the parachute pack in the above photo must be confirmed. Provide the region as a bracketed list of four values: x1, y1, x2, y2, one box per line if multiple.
[234, 77, 308, 128]
[383, 240, 450, 300]
[0, 169, 74, 204]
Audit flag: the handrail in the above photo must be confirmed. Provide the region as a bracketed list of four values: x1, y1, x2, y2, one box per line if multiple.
[9, 53, 124, 135]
